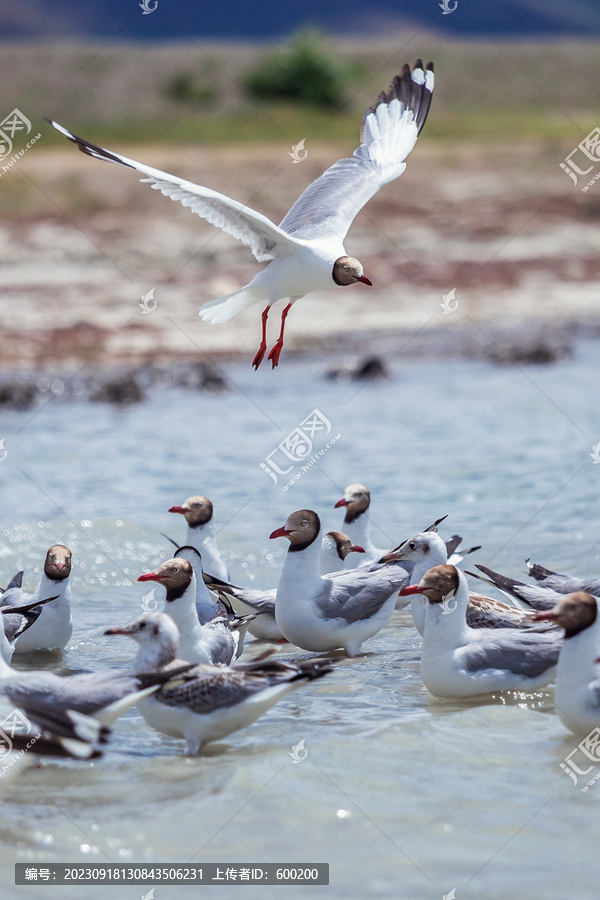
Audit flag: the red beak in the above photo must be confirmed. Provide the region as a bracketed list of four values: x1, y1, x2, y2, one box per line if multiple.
[351, 545, 365, 554]
[168, 505, 187, 515]
[532, 610, 557, 622]
[269, 526, 293, 540]
[397, 584, 423, 597]
[334, 498, 349, 508]
[137, 571, 165, 583]
[356, 275, 372, 286]
[56, 562, 64, 571]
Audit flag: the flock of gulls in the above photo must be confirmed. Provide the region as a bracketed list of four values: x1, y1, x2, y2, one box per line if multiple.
[4, 58, 595, 771]
[1, 484, 600, 769]
[44, 59, 435, 369]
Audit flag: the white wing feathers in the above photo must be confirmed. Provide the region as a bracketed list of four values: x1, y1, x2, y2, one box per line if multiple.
[44, 59, 433, 253]
[43, 116, 298, 263]
[279, 60, 434, 242]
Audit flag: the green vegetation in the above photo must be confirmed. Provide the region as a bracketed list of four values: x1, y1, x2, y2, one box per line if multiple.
[164, 69, 217, 106]
[244, 30, 365, 109]
[38, 106, 591, 149]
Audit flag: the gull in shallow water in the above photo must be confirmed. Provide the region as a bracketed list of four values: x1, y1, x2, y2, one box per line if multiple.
[271, 509, 408, 656]
[0, 617, 191, 727]
[138, 557, 250, 665]
[167, 495, 229, 581]
[105, 612, 332, 754]
[398, 565, 562, 698]
[0, 545, 73, 653]
[44, 60, 433, 369]
[203, 531, 366, 643]
[534, 593, 600, 734]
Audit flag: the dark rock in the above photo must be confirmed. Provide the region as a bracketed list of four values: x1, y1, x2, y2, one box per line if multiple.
[0, 382, 37, 410]
[90, 374, 145, 405]
[325, 354, 389, 382]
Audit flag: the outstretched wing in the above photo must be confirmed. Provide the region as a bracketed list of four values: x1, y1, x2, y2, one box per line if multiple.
[279, 60, 434, 242]
[43, 117, 300, 262]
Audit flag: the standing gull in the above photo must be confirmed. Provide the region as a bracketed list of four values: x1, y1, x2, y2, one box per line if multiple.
[44, 60, 433, 368]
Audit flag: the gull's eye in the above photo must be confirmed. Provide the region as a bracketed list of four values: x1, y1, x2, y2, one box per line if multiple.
[139, 622, 146, 629]
[171, 566, 180, 574]
[409, 542, 416, 550]
[437, 577, 444, 584]
[301, 520, 308, 527]
[193, 502, 201, 508]
[343, 265, 349, 272]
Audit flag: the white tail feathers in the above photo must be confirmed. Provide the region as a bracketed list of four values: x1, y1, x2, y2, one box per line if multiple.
[199, 287, 259, 324]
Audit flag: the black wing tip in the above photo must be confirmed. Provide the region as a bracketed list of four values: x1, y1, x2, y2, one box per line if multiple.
[475, 564, 523, 589]
[45, 116, 134, 168]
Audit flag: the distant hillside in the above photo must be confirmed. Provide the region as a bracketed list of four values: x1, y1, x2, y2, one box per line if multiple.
[1, 0, 600, 39]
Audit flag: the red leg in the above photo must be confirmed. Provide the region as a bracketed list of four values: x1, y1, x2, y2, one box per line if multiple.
[252, 305, 270, 370]
[268, 302, 292, 369]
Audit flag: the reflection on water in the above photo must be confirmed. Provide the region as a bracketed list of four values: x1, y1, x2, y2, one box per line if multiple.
[1, 344, 599, 898]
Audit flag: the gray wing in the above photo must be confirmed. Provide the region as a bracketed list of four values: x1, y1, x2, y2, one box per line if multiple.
[537, 574, 600, 595]
[2, 670, 137, 715]
[45, 118, 299, 263]
[2, 571, 24, 593]
[0, 586, 30, 609]
[464, 631, 561, 678]
[473, 565, 562, 611]
[232, 588, 276, 615]
[279, 61, 433, 241]
[202, 621, 235, 666]
[315, 570, 401, 624]
[156, 667, 277, 714]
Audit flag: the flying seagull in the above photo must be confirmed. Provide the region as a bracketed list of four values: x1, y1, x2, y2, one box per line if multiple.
[44, 59, 434, 369]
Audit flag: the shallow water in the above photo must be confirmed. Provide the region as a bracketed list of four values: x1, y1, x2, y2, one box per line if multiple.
[1, 342, 600, 899]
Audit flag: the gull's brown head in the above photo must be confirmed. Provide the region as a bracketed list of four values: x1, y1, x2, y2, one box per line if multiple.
[137, 557, 193, 601]
[332, 256, 372, 287]
[334, 483, 371, 524]
[398, 564, 460, 604]
[168, 495, 214, 528]
[325, 530, 365, 561]
[44, 545, 72, 581]
[270, 509, 321, 552]
[533, 591, 597, 639]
